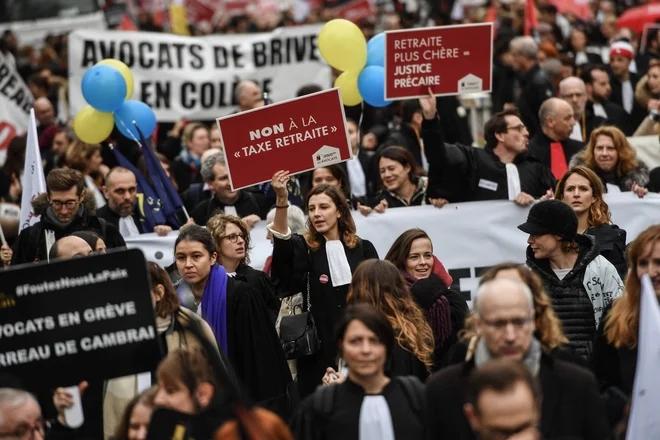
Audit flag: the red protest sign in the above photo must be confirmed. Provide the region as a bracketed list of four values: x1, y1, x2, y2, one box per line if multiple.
[384, 23, 493, 100]
[334, 0, 375, 24]
[217, 89, 352, 191]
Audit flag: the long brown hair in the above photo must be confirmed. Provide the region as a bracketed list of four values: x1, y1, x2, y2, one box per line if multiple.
[605, 225, 660, 349]
[347, 259, 435, 371]
[581, 126, 639, 176]
[114, 387, 158, 440]
[206, 213, 252, 266]
[462, 263, 568, 350]
[384, 228, 432, 271]
[214, 408, 294, 440]
[555, 166, 612, 228]
[304, 184, 359, 250]
[148, 261, 180, 318]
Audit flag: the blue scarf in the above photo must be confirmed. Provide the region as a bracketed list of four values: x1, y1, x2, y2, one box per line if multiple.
[178, 148, 201, 169]
[178, 265, 229, 353]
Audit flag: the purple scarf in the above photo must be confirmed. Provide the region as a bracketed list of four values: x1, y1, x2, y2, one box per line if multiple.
[200, 265, 229, 353]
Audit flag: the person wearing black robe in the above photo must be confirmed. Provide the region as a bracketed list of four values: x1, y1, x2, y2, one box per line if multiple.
[173, 225, 296, 420]
[269, 173, 379, 398]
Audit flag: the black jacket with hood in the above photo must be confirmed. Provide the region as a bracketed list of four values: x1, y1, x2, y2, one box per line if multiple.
[526, 235, 618, 361]
[10, 192, 125, 265]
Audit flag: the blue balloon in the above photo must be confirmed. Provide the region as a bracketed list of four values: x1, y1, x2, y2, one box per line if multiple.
[81, 65, 127, 112]
[114, 101, 157, 140]
[357, 66, 392, 108]
[366, 33, 385, 67]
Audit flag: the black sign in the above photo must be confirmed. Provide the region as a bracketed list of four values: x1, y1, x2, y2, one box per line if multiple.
[0, 249, 163, 388]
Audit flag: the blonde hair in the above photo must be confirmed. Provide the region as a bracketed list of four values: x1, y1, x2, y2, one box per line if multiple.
[65, 140, 101, 173]
[206, 213, 251, 265]
[605, 225, 660, 349]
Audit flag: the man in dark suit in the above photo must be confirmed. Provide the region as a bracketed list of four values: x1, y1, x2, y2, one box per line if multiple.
[559, 76, 606, 142]
[581, 64, 633, 135]
[510, 36, 556, 137]
[528, 98, 584, 180]
[425, 278, 610, 440]
[608, 41, 646, 130]
[97, 167, 172, 238]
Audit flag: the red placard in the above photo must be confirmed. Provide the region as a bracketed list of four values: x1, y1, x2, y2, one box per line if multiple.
[384, 23, 493, 100]
[335, 0, 375, 24]
[217, 89, 352, 191]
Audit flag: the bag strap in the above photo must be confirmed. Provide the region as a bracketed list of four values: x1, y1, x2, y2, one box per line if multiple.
[306, 247, 311, 312]
[396, 376, 424, 413]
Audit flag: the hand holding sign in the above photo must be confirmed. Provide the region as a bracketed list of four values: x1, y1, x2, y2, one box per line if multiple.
[420, 88, 437, 119]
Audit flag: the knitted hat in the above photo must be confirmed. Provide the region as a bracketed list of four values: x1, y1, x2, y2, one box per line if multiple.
[610, 41, 634, 60]
[517, 200, 578, 241]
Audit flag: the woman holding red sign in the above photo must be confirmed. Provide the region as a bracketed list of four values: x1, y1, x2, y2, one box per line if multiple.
[268, 170, 379, 398]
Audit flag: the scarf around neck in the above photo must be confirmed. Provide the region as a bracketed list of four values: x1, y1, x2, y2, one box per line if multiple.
[201, 265, 229, 353]
[45, 205, 83, 231]
[474, 336, 542, 377]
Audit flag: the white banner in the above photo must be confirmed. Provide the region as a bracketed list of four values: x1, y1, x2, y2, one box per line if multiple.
[68, 25, 331, 122]
[127, 193, 660, 300]
[0, 52, 33, 166]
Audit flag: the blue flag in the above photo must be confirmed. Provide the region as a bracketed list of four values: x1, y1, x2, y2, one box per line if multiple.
[135, 125, 184, 227]
[111, 146, 166, 232]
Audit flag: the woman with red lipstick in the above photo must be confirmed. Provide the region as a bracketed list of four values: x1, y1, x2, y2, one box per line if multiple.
[173, 224, 295, 419]
[592, 225, 660, 426]
[268, 171, 379, 398]
[207, 213, 280, 323]
[555, 166, 627, 279]
[384, 229, 469, 369]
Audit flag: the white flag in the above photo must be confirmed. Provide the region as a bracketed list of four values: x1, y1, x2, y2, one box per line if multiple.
[626, 274, 660, 439]
[18, 109, 47, 232]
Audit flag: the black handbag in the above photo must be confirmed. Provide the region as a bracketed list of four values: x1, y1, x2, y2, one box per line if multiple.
[279, 274, 320, 360]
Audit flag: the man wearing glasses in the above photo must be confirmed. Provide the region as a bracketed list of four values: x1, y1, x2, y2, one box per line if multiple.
[10, 168, 125, 265]
[0, 388, 77, 440]
[424, 278, 610, 440]
[422, 96, 556, 206]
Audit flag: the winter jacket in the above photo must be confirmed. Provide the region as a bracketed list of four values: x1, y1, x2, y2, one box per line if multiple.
[526, 234, 623, 361]
[10, 192, 126, 265]
[569, 154, 650, 192]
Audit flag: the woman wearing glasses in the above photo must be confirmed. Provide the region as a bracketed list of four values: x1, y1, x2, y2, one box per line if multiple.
[206, 213, 280, 323]
[173, 224, 295, 419]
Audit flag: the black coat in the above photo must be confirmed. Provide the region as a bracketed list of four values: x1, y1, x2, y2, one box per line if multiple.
[235, 264, 280, 324]
[95, 204, 145, 234]
[172, 157, 201, 193]
[526, 235, 600, 360]
[609, 71, 646, 130]
[11, 194, 126, 265]
[425, 353, 611, 440]
[270, 234, 378, 398]
[515, 64, 556, 137]
[528, 132, 585, 172]
[587, 100, 633, 136]
[424, 118, 556, 202]
[181, 182, 212, 213]
[190, 191, 270, 226]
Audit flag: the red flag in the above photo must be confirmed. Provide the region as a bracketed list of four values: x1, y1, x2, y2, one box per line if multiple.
[119, 13, 138, 30]
[524, 0, 538, 37]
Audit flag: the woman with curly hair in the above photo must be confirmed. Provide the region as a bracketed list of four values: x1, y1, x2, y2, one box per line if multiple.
[555, 166, 627, 278]
[207, 213, 280, 323]
[268, 171, 378, 398]
[457, 263, 569, 364]
[346, 259, 435, 381]
[65, 139, 107, 208]
[592, 225, 660, 403]
[569, 126, 649, 197]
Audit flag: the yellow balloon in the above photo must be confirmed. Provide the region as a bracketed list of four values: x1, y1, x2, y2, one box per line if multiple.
[97, 59, 134, 99]
[74, 106, 114, 144]
[334, 72, 362, 106]
[318, 19, 367, 73]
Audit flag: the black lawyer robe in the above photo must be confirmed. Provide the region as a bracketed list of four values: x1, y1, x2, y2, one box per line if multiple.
[190, 191, 270, 226]
[234, 264, 281, 324]
[177, 274, 295, 419]
[271, 234, 379, 398]
[291, 378, 426, 440]
[95, 204, 145, 234]
[527, 132, 585, 171]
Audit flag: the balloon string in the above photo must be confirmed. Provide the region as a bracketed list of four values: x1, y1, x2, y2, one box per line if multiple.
[357, 100, 365, 155]
[116, 119, 143, 149]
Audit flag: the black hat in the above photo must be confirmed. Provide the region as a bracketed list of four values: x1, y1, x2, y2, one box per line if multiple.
[517, 200, 578, 240]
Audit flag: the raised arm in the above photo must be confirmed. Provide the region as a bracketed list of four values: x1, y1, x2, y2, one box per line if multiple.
[271, 170, 290, 235]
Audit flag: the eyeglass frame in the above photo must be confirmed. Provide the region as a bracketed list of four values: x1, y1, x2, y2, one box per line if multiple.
[48, 198, 80, 210]
[505, 124, 528, 134]
[0, 417, 50, 439]
[220, 233, 245, 243]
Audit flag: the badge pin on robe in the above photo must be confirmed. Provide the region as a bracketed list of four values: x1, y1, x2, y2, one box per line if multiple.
[319, 274, 329, 284]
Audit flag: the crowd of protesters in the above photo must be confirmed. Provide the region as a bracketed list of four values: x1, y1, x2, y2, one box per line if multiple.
[2, 0, 660, 439]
